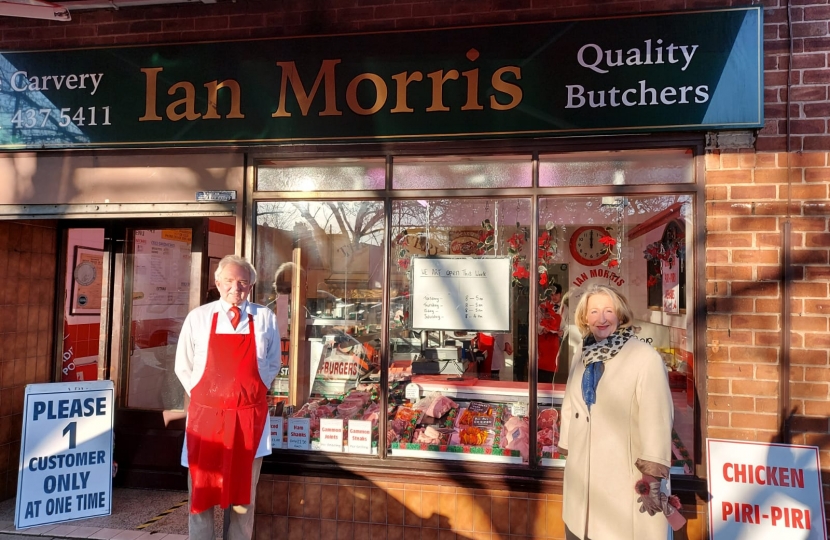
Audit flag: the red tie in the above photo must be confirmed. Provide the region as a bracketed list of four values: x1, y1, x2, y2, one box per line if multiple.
[229, 306, 241, 329]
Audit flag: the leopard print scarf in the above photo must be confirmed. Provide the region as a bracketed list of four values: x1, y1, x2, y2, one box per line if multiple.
[581, 326, 636, 409]
[582, 326, 637, 367]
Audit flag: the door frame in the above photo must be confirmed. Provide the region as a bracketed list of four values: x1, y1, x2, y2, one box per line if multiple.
[57, 217, 211, 489]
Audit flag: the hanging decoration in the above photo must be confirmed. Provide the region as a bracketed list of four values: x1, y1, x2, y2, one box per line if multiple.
[394, 229, 411, 272]
[601, 198, 625, 270]
[643, 236, 685, 267]
[537, 222, 560, 302]
[476, 219, 495, 255]
[507, 222, 562, 303]
[643, 234, 685, 289]
[507, 226, 530, 286]
[599, 232, 621, 269]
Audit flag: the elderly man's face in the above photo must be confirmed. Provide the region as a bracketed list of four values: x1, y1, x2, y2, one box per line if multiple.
[216, 263, 252, 306]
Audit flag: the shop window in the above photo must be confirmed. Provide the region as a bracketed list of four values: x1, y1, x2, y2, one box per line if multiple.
[386, 197, 532, 464]
[535, 195, 695, 474]
[257, 158, 386, 191]
[539, 149, 694, 187]
[254, 150, 697, 473]
[254, 200, 385, 454]
[393, 155, 532, 189]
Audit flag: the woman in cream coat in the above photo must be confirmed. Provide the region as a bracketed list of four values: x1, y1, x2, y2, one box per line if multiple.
[559, 285, 674, 540]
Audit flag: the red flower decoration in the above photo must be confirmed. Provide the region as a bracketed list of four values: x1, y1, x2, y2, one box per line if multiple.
[512, 266, 530, 280]
[539, 273, 548, 286]
[608, 259, 619, 268]
[599, 235, 616, 247]
[647, 275, 658, 287]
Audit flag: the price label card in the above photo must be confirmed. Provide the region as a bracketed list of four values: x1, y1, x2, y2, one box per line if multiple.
[347, 420, 373, 455]
[405, 383, 420, 401]
[287, 418, 310, 450]
[270, 416, 284, 450]
[512, 401, 528, 417]
[468, 401, 490, 413]
[319, 418, 344, 453]
[472, 415, 495, 428]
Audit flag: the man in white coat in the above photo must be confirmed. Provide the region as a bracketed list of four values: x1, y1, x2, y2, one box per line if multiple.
[175, 255, 281, 540]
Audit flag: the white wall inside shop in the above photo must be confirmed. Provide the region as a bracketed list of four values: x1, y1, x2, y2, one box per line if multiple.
[208, 217, 235, 258]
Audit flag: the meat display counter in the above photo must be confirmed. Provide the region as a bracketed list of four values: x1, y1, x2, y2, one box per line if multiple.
[386, 377, 565, 466]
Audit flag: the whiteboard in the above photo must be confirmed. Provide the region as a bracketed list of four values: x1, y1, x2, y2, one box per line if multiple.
[411, 257, 511, 332]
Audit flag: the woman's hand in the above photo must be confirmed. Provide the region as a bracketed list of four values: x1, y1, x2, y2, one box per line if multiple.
[636, 475, 664, 516]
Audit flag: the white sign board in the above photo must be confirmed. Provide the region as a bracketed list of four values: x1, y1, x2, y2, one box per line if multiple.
[319, 418, 344, 453]
[270, 416, 284, 450]
[16, 381, 114, 529]
[707, 439, 826, 540]
[287, 418, 310, 451]
[411, 257, 511, 332]
[347, 420, 373, 455]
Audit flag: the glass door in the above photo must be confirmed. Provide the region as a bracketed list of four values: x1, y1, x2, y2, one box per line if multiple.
[58, 218, 209, 489]
[113, 221, 207, 489]
[122, 227, 197, 411]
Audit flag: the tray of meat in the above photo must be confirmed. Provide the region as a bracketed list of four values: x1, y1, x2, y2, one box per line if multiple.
[413, 426, 453, 446]
[538, 408, 560, 430]
[393, 405, 424, 426]
[455, 407, 495, 428]
[451, 426, 494, 447]
[424, 395, 458, 418]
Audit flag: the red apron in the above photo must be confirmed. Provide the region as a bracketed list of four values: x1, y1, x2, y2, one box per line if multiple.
[186, 311, 268, 514]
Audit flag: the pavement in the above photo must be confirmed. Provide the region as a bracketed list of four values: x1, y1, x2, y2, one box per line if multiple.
[0, 489, 220, 540]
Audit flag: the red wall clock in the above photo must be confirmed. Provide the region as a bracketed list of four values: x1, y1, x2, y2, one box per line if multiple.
[569, 225, 611, 267]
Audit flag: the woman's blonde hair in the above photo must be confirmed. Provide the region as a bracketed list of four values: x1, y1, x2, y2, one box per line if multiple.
[573, 285, 634, 338]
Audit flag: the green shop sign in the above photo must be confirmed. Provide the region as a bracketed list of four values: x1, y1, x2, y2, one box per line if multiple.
[0, 6, 762, 150]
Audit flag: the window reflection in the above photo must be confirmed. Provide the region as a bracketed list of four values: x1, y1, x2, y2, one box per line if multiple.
[255, 200, 385, 454]
[0, 55, 90, 147]
[387, 198, 534, 463]
[536, 195, 695, 472]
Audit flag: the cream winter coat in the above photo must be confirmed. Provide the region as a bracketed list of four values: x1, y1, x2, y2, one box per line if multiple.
[559, 337, 674, 540]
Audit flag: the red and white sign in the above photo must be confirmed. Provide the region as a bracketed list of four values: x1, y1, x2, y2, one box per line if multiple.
[347, 420, 372, 455]
[319, 419, 344, 453]
[287, 418, 310, 451]
[707, 439, 826, 540]
[662, 260, 680, 314]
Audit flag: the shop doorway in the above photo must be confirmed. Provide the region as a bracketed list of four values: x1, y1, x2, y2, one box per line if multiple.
[58, 218, 214, 490]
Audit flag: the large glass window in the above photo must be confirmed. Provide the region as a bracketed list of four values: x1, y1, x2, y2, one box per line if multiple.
[386, 197, 532, 463]
[535, 195, 695, 472]
[253, 149, 697, 473]
[255, 200, 385, 455]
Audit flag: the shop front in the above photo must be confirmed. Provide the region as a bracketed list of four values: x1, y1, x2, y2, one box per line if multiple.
[0, 4, 765, 538]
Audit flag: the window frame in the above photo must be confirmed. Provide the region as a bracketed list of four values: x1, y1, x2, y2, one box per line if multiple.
[247, 133, 708, 489]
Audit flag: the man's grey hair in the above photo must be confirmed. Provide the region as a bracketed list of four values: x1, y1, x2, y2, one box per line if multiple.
[214, 255, 258, 285]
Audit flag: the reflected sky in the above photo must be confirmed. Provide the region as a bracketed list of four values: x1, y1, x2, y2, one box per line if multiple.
[0, 54, 89, 147]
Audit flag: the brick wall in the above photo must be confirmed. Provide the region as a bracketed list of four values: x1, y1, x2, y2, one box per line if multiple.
[0, 221, 57, 500]
[1, 0, 830, 534]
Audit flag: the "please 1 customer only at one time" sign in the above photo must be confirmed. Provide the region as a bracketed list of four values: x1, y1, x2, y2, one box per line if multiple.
[707, 439, 827, 540]
[15, 381, 114, 529]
